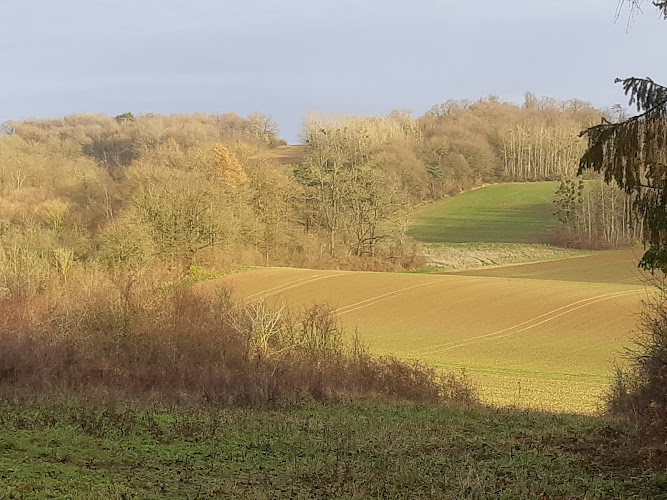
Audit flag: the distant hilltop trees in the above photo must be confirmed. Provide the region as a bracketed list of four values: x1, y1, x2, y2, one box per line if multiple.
[5, 111, 285, 177]
[0, 95, 625, 297]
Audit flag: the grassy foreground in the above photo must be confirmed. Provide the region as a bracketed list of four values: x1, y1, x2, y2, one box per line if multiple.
[1, 400, 664, 499]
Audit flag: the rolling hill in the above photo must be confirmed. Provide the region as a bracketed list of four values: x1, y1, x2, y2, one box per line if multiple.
[207, 263, 645, 413]
[206, 183, 649, 413]
[408, 182, 560, 244]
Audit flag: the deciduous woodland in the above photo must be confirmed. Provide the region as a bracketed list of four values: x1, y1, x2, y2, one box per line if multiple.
[0, 94, 638, 294]
[0, 93, 645, 406]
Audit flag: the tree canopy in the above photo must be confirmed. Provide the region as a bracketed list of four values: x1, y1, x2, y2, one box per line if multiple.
[580, 4, 667, 270]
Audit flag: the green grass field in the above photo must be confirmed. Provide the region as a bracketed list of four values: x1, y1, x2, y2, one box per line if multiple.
[1, 400, 663, 499]
[408, 182, 560, 244]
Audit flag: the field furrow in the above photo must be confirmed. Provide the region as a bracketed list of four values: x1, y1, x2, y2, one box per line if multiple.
[208, 266, 646, 413]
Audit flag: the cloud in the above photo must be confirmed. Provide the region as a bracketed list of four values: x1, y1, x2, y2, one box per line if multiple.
[1, 0, 666, 142]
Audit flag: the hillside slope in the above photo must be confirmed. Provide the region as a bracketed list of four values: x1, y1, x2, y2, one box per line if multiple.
[207, 266, 645, 413]
[204, 183, 646, 413]
[408, 182, 559, 244]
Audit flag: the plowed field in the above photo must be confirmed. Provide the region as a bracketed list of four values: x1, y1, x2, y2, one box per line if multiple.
[209, 259, 647, 413]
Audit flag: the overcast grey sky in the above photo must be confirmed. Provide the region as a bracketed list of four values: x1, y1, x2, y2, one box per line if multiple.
[1, 1, 665, 142]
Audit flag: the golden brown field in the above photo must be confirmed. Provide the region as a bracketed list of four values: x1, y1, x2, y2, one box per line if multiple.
[207, 250, 649, 413]
[265, 145, 306, 164]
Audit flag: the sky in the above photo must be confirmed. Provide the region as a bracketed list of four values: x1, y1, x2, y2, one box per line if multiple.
[1, 0, 666, 143]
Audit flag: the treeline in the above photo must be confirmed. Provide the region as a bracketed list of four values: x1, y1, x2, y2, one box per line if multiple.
[420, 93, 602, 188]
[0, 118, 306, 299]
[553, 178, 642, 248]
[302, 94, 602, 206]
[5, 111, 285, 178]
[0, 95, 608, 297]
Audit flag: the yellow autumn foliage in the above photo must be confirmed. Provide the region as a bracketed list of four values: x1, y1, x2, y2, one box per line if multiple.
[211, 144, 247, 186]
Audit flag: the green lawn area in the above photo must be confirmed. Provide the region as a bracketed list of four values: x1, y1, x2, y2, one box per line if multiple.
[409, 182, 560, 244]
[0, 400, 664, 499]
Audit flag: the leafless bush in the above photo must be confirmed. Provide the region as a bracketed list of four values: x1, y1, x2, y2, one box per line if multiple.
[606, 286, 667, 469]
[0, 277, 476, 407]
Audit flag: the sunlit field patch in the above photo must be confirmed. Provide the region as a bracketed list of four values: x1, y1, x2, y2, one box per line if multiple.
[206, 261, 647, 414]
[408, 182, 560, 244]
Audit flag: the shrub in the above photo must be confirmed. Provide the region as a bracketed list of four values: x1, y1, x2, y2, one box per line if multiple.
[0, 276, 477, 407]
[606, 287, 667, 469]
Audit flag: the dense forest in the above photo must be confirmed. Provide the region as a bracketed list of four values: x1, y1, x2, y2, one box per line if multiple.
[0, 94, 637, 298]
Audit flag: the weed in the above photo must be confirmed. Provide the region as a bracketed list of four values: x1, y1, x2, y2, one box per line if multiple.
[0, 400, 663, 499]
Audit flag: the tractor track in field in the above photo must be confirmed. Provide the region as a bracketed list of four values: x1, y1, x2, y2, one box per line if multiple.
[246, 273, 344, 301]
[417, 289, 640, 354]
[336, 281, 446, 316]
[245, 272, 474, 314]
[335, 277, 480, 316]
